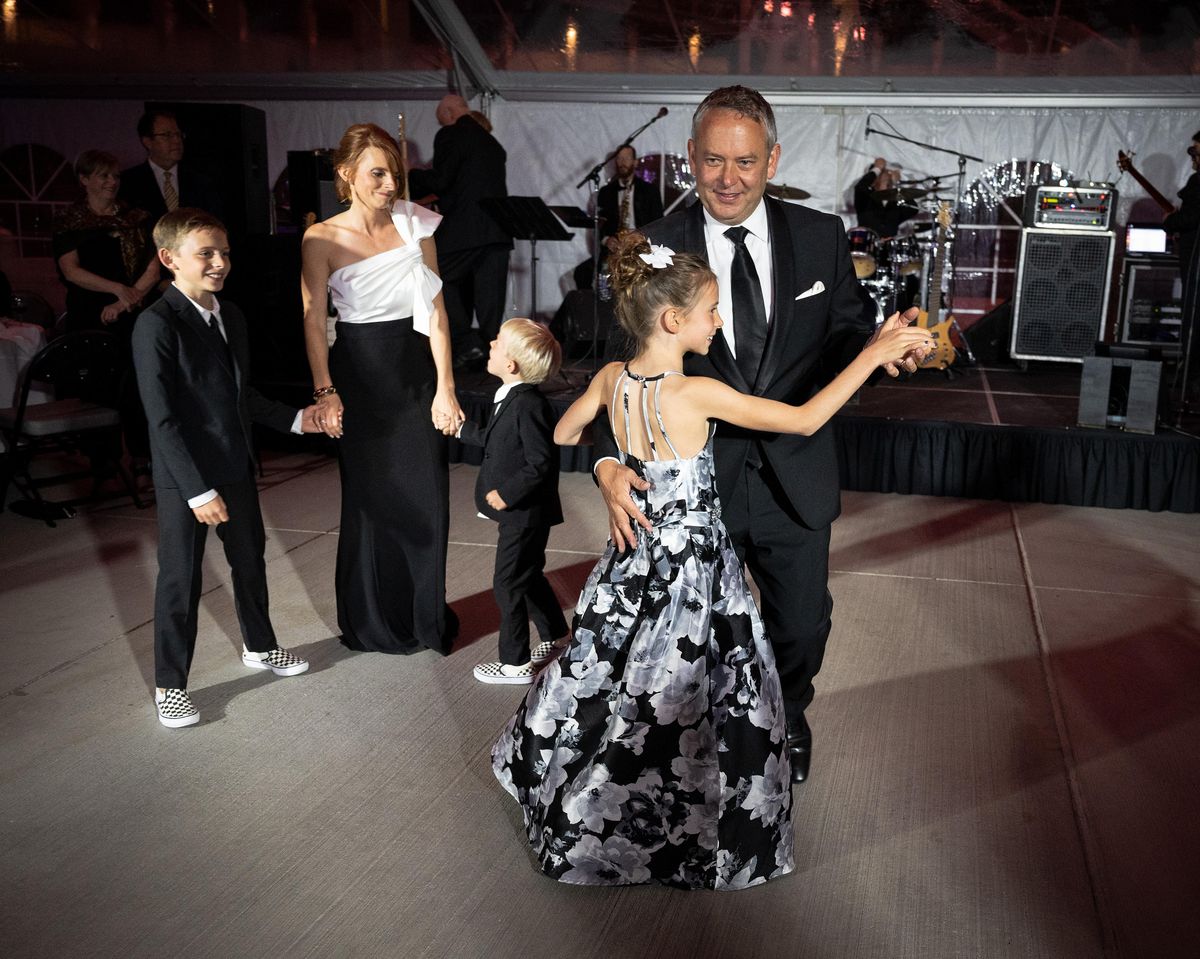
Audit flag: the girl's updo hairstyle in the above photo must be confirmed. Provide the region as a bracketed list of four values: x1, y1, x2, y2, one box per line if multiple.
[607, 230, 716, 348]
[331, 123, 405, 204]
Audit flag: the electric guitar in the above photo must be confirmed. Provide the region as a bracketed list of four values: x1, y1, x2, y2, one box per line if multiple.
[915, 202, 958, 370]
[1116, 150, 1175, 214]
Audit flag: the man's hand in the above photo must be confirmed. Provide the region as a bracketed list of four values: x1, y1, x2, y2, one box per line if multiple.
[869, 306, 927, 376]
[192, 495, 229, 526]
[595, 459, 652, 552]
[485, 489, 507, 511]
[299, 405, 324, 433]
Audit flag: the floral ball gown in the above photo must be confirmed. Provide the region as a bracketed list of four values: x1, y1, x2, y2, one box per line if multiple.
[492, 368, 794, 891]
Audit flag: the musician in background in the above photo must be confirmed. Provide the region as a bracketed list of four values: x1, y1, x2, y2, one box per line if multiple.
[407, 94, 512, 370]
[853, 157, 917, 237]
[1163, 131, 1200, 282]
[573, 144, 664, 290]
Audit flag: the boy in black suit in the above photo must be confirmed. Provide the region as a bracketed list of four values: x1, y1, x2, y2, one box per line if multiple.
[459, 319, 569, 685]
[132, 209, 319, 728]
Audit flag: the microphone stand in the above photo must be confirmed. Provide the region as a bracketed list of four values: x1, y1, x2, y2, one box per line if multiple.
[575, 109, 669, 373]
[867, 121, 983, 366]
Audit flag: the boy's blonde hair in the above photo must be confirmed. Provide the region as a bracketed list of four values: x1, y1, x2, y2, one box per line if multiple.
[501, 318, 561, 385]
[153, 208, 228, 257]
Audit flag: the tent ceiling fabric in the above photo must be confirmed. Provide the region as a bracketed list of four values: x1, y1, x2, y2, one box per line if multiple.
[0, 1, 1198, 104]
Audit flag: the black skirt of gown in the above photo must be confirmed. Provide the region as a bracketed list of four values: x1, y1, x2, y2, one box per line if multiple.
[329, 319, 455, 654]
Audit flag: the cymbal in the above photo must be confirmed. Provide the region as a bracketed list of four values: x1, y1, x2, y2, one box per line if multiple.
[765, 182, 812, 200]
[876, 186, 936, 202]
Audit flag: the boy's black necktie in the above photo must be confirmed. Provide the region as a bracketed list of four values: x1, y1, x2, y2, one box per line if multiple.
[725, 226, 767, 385]
[207, 315, 233, 366]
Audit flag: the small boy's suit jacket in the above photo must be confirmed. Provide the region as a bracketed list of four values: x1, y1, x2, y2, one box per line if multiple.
[459, 383, 563, 529]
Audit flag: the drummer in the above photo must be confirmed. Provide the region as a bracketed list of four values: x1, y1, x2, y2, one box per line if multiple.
[854, 157, 919, 237]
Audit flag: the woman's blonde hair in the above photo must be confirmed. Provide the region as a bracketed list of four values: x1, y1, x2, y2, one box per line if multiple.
[607, 230, 715, 350]
[501, 318, 561, 385]
[331, 123, 405, 203]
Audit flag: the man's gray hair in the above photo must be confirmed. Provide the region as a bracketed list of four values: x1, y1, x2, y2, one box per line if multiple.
[691, 85, 778, 151]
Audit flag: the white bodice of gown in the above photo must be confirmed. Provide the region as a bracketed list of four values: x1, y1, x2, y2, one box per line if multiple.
[327, 200, 443, 335]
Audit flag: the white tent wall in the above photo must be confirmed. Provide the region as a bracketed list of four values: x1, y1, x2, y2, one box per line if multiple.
[3, 96, 1197, 323]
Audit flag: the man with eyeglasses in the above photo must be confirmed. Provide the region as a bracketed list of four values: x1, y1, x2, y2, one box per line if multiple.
[120, 109, 222, 226]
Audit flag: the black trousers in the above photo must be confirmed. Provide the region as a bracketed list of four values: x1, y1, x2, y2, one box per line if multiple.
[437, 243, 510, 351]
[494, 522, 569, 665]
[153, 473, 277, 688]
[721, 461, 833, 728]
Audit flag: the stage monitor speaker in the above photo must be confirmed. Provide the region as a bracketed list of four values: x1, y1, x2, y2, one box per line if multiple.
[1010, 228, 1115, 363]
[558, 290, 614, 357]
[147, 101, 271, 236]
[287, 150, 340, 228]
[1077, 352, 1162, 434]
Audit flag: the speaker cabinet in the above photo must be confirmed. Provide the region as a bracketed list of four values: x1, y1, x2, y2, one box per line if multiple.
[1010, 228, 1115, 362]
[557, 290, 613, 357]
[147, 101, 271, 237]
[1118, 257, 1182, 354]
[287, 150, 340, 228]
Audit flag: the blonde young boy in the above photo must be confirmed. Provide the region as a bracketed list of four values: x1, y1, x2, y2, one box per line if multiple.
[131, 208, 320, 727]
[458, 318, 569, 684]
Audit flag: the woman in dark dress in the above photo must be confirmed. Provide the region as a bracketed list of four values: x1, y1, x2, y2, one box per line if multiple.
[53, 150, 159, 460]
[53, 150, 159, 335]
[301, 123, 463, 655]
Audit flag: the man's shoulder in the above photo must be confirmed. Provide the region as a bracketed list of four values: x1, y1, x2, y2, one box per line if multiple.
[642, 206, 693, 243]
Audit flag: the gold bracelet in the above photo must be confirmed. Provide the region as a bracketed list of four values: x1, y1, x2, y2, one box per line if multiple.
[312, 385, 337, 400]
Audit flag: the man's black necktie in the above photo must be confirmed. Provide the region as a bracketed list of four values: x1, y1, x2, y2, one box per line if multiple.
[725, 226, 767, 385]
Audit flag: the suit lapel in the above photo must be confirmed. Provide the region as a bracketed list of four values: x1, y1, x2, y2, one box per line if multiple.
[485, 383, 532, 439]
[166, 286, 237, 380]
[682, 204, 747, 392]
[754, 197, 796, 391]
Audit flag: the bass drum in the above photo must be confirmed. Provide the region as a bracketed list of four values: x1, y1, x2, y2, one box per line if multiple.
[846, 226, 878, 279]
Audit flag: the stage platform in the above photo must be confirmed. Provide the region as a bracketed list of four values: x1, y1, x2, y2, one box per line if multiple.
[450, 361, 1200, 514]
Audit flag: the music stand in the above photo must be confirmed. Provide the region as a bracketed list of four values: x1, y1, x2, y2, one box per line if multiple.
[480, 197, 573, 320]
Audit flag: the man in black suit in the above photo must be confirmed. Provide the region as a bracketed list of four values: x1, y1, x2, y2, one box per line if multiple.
[119, 109, 223, 224]
[595, 86, 923, 782]
[407, 94, 513, 368]
[132, 209, 317, 728]
[574, 144, 666, 290]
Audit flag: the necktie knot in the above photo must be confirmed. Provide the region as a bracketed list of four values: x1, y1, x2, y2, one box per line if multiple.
[725, 226, 750, 247]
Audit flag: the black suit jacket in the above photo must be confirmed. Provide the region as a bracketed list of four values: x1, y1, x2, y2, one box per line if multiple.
[597, 176, 665, 241]
[459, 383, 563, 529]
[132, 285, 297, 500]
[407, 116, 512, 256]
[119, 161, 224, 224]
[602, 196, 872, 529]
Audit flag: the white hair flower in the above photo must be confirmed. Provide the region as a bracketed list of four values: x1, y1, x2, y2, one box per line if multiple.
[638, 244, 675, 269]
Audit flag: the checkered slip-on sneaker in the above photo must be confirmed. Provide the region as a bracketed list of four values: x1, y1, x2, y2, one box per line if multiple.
[242, 646, 309, 677]
[155, 688, 199, 728]
[473, 661, 537, 685]
[530, 639, 569, 666]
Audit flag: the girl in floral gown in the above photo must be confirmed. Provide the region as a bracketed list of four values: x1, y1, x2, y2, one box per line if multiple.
[491, 232, 929, 890]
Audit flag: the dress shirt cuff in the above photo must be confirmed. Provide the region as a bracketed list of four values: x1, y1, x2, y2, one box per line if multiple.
[290, 411, 303, 434]
[188, 489, 218, 509]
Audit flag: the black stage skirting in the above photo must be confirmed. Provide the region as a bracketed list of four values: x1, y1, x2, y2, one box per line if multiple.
[448, 391, 1200, 514]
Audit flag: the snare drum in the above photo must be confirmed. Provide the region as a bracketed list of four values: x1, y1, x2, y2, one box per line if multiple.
[846, 226, 878, 279]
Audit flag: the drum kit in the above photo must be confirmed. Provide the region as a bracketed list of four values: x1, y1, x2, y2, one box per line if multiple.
[846, 186, 946, 326]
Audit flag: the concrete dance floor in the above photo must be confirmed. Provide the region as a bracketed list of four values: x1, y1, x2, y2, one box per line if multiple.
[2, 453, 1198, 959]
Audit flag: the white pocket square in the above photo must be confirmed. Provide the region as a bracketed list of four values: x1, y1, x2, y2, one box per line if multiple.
[795, 281, 825, 301]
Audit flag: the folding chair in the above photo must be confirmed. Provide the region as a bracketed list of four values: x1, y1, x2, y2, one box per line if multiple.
[0, 330, 144, 526]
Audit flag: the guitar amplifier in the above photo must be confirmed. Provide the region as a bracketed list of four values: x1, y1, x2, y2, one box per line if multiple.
[1010, 228, 1115, 363]
[1026, 184, 1118, 231]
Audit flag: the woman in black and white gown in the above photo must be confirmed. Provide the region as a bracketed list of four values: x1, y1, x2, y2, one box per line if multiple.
[301, 123, 463, 655]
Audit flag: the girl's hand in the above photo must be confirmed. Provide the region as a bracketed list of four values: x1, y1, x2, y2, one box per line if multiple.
[868, 324, 933, 368]
[867, 307, 927, 376]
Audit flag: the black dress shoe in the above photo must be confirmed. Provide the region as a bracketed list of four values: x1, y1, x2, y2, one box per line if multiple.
[786, 717, 812, 784]
[452, 346, 485, 371]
